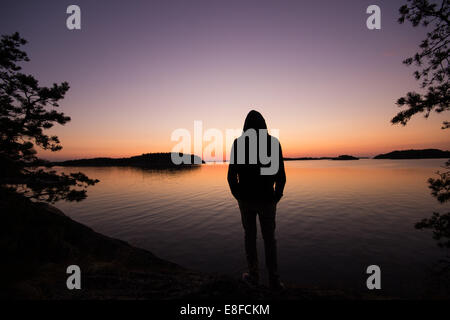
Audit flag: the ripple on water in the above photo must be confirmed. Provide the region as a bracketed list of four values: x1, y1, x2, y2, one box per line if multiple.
[54, 160, 450, 297]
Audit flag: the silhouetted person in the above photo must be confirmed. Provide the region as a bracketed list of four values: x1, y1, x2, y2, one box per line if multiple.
[227, 110, 286, 290]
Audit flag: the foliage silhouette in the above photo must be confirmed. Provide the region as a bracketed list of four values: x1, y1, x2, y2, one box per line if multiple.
[392, 2, 450, 252]
[0, 32, 98, 202]
[392, 0, 449, 129]
[428, 159, 450, 203]
[391, 1, 450, 250]
[416, 158, 450, 249]
[416, 212, 450, 248]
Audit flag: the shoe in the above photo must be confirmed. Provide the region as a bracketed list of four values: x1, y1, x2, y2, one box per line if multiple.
[242, 272, 259, 287]
[269, 279, 285, 291]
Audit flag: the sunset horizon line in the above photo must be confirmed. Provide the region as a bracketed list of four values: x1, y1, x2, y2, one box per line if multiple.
[42, 146, 450, 162]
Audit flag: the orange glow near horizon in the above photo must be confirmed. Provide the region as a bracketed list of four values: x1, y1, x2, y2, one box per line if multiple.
[38, 107, 449, 161]
[11, 0, 447, 162]
[36, 74, 450, 161]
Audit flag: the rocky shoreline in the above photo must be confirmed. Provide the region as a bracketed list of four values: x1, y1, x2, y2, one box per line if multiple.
[1, 190, 374, 300]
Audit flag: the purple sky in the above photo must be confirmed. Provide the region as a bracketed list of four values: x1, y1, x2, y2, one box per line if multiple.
[1, 0, 448, 160]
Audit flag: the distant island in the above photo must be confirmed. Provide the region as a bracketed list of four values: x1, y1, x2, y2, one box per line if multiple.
[331, 155, 359, 160]
[374, 149, 450, 159]
[284, 155, 359, 161]
[53, 152, 204, 168]
[52, 149, 450, 167]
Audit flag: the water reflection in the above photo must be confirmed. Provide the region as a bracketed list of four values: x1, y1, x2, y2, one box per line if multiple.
[54, 159, 450, 297]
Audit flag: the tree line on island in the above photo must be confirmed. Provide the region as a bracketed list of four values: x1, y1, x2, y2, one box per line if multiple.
[52, 149, 450, 167]
[54, 152, 204, 168]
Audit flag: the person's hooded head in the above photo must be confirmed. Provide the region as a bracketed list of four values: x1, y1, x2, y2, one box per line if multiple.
[243, 110, 267, 132]
[237, 110, 280, 175]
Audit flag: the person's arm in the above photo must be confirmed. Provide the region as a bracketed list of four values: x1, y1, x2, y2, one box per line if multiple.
[227, 140, 241, 200]
[274, 143, 286, 202]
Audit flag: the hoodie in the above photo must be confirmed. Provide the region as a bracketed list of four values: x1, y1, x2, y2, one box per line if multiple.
[227, 110, 286, 202]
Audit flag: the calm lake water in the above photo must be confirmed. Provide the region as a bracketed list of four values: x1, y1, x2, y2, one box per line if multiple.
[54, 159, 450, 297]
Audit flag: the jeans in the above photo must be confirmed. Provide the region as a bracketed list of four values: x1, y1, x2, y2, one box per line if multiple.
[238, 199, 279, 283]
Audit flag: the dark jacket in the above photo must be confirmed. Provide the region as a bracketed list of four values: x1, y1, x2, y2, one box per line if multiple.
[227, 110, 286, 202]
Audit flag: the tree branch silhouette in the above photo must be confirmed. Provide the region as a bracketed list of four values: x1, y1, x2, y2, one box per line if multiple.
[393, 2, 450, 250]
[392, 0, 449, 129]
[0, 32, 98, 202]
